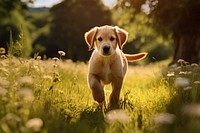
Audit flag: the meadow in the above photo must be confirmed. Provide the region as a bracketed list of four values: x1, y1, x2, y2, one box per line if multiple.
[0, 50, 200, 133]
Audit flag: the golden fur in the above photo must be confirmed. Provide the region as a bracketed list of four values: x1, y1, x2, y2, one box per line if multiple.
[84, 25, 147, 107]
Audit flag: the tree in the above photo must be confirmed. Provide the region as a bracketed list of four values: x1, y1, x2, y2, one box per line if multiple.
[112, 2, 172, 63]
[118, 0, 200, 64]
[45, 0, 112, 61]
[0, 0, 33, 56]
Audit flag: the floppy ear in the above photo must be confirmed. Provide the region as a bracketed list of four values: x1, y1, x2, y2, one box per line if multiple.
[84, 27, 98, 50]
[114, 26, 128, 49]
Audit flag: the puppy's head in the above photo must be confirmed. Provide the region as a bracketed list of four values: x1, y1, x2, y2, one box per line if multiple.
[84, 25, 128, 56]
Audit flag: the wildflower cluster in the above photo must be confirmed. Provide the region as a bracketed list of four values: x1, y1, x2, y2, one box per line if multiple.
[155, 59, 200, 132]
[0, 75, 43, 133]
[166, 59, 200, 101]
[0, 48, 45, 132]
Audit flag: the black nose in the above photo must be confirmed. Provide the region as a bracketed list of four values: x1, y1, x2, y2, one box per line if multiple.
[103, 46, 110, 53]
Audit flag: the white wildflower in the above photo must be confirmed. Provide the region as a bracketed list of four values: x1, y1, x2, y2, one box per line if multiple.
[170, 64, 177, 69]
[42, 75, 53, 80]
[1, 55, 7, 59]
[58, 51, 66, 56]
[191, 63, 198, 67]
[154, 113, 175, 124]
[52, 57, 59, 62]
[175, 77, 190, 88]
[19, 76, 33, 85]
[0, 47, 6, 54]
[194, 81, 200, 85]
[36, 56, 42, 60]
[167, 72, 175, 77]
[186, 71, 192, 75]
[105, 109, 130, 123]
[26, 118, 43, 132]
[174, 66, 182, 71]
[182, 104, 200, 116]
[179, 71, 187, 75]
[183, 86, 192, 91]
[177, 59, 184, 63]
[16, 88, 34, 101]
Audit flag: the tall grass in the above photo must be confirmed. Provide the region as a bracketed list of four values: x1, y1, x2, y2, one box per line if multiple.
[0, 51, 171, 133]
[0, 35, 200, 133]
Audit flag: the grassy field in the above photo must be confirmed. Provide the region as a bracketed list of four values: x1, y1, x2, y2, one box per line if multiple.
[0, 53, 200, 133]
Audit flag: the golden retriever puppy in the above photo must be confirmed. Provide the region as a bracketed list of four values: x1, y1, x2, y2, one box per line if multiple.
[84, 25, 147, 108]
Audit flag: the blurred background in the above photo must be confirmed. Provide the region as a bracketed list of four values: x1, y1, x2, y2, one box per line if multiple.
[0, 0, 199, 64]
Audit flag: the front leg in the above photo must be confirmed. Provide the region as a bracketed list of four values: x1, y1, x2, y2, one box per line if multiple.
[88, 74, 105, 104]
[110, 78, 123, 108]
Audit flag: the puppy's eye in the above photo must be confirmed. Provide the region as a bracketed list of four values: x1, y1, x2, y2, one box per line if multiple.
[110, 36, 115, 41]
[98, 37, 103, 42]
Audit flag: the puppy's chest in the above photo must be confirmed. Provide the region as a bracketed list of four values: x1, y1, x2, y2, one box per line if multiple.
[100, 64, 113, 84]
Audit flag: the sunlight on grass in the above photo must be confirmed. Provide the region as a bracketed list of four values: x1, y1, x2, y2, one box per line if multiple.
[0, 54, 171, 133]
[0, 52, 199, 133]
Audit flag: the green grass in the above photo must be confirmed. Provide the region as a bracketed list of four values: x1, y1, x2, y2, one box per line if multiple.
[0, 54, 200, 133]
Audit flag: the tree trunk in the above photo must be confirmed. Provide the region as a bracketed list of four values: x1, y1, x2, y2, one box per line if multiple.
[172, 31, 200, 64]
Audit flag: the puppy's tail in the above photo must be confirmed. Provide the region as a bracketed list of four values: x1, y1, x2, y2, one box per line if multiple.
[125, 52, 148, 62]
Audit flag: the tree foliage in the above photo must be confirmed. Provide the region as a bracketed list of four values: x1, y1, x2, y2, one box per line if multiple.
[112, 2, 172, 63]
[151, 0, 200, 36]
[118, 0, 200, 63]
[0, 0, 33, 56]
[34, 0, 112, 61]
[118, 0, 200, 35]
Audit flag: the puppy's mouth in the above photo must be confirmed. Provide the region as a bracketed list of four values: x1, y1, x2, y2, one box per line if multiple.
[101, 51, 111, 56]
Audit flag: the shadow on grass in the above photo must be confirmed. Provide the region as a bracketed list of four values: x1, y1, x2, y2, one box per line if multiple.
[39, 105, 105, 133]
[66, 109, 105, 133]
